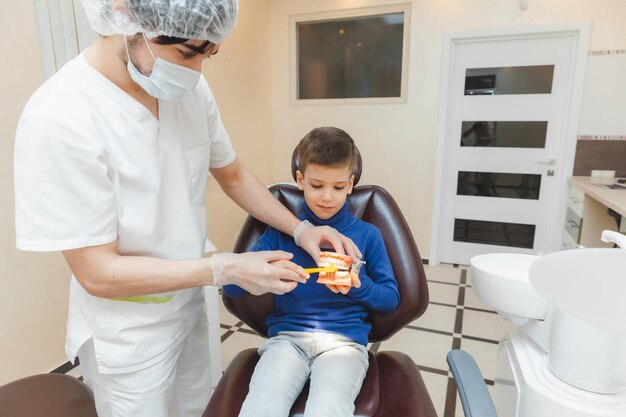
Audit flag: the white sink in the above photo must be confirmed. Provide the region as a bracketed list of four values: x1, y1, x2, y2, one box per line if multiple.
[530, 249, 626, 393]
[470, 253, 549, 323]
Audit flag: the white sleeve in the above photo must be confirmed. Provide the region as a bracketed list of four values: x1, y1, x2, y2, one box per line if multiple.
[14, 104, 117, 252]
[201, 79, 236, 169]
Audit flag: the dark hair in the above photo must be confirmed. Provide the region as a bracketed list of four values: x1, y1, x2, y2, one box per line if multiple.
[125, 34, 215, 57]
[153, 36, 214, 55]
[153, 35, 190, 45]
[296, 127, 359, 175]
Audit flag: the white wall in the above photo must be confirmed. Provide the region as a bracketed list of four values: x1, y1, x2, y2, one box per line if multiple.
[268, 0, 626, 258]
[0, 1, 72, 384]
[203, 0, 273, 252]
[579, 52, 626, 135]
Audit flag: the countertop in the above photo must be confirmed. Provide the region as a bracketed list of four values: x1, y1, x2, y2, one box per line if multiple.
[569, 176, 626, 217]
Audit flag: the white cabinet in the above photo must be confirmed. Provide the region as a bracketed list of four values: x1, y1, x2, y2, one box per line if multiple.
[564, 177, 626, 249]
[562, 184, 584, 250]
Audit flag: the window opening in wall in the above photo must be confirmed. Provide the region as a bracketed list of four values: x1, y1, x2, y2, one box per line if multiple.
[296, 11, 406, 100]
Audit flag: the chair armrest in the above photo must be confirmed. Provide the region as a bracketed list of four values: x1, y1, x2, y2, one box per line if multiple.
[446, 350, 497, 417]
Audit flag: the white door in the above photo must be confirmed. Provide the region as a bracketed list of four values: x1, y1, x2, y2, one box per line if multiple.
[434, 26, 589, 265]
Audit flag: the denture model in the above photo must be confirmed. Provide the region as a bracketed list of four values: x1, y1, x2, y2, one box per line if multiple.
[316, 252, 353, 286]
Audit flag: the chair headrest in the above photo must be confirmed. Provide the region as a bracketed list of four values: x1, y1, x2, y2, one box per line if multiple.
[291, 144, 363, 186]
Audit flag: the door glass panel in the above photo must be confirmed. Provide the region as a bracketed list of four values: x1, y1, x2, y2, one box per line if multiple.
[460, 121, 547, 148]
[465, 65, 554, 95]
[297, 12, 404, 99]
[457, 172, 541, 199]
[454, 219, 535, 249]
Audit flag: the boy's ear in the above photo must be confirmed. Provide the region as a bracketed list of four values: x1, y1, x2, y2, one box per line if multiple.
[296, 170, 304, 191]
[347, 174, 355, 194]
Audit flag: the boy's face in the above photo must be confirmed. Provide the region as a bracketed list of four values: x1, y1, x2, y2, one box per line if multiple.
[296, 163, 355, 220]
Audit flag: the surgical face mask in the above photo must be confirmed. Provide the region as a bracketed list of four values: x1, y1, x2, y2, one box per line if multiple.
[125, 34, 201, 100]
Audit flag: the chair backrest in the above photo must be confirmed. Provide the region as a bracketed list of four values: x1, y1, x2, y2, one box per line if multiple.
[224, 183, 429, 343]
[0, 374, 98, 417]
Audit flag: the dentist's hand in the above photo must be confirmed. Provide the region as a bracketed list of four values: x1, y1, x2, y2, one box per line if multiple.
[211, 251, 309, 295]
[295, 221, 362, 262]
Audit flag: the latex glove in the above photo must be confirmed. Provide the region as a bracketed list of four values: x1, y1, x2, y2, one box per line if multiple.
[211, 251, 309, 295]
[326, 271, 361, 295]
[294, 221, 362, 263]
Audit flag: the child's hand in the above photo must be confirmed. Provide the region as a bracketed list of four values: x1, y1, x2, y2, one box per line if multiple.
[325, 271, 361, 294]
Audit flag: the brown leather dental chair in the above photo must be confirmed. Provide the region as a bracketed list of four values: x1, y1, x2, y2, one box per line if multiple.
[0, 373, 98, 417]
[204, 148, 437, 417]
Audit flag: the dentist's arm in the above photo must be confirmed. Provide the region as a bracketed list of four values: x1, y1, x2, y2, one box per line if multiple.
[62, 241, 306, 298]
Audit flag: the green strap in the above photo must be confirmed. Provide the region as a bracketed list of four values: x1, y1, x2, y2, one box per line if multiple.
[112, 295, 173, 304]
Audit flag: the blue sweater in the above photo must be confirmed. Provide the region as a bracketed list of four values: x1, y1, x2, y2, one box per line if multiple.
[223, 202, 400, 346]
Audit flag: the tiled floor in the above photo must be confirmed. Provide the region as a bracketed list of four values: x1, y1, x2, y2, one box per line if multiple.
[219, 263, 516, 417]
[60, 263, 514, 417]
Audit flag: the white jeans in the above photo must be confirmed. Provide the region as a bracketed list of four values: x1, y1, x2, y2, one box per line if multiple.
[78, 318, 211, 417]
[238, 331, 369, 417]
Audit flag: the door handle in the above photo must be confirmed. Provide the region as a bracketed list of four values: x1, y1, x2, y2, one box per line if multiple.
[537, 158, 556, 165]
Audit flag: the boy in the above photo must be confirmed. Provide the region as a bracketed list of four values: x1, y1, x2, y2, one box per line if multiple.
[224, 127, 400, 417]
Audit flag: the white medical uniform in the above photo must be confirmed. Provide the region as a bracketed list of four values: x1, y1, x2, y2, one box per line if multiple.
[14, 52, 235, 417]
